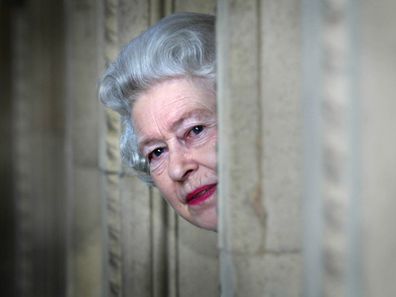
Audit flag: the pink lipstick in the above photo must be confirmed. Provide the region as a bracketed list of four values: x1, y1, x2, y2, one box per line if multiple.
[186, 184, 217, 206]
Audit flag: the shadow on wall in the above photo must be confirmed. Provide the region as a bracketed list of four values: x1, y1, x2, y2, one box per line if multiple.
[0, 2, 16, 296]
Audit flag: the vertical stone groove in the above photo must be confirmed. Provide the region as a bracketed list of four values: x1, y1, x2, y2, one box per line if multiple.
[321, 1, 353, 296]
[103, 0, 122, 296]
[13, 8, 33, 297]
[253, 0, 267, 254]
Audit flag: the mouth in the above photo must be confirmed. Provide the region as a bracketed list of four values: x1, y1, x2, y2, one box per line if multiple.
[186, 184, 217, 206]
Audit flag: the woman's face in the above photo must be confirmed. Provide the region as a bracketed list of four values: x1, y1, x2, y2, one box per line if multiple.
[132, 77, 218, 231]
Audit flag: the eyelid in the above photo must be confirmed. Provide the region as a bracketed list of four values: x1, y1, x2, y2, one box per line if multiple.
[141, 147, 151, 158]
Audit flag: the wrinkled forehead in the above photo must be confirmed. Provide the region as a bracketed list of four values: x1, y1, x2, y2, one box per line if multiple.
[131, 77, 216, 125]
[132, 76, 216, 108]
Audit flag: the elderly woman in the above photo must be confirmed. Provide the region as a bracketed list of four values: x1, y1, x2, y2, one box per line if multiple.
[98, 12, 217, 231]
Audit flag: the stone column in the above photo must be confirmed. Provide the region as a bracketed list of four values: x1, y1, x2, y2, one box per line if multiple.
[360, 1, 396, 296]
[12, 1, 67, 297]
[0, 2, 15, 297]
[64, 0, 104, 296]
[217, 0, 303, 296]
[302, 0, 396, 296]
[302, 0, 361, 295]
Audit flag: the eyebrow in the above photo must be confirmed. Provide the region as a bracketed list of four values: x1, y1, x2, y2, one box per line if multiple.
[138, 109, 213, 153]
[170, 109, 212, 131]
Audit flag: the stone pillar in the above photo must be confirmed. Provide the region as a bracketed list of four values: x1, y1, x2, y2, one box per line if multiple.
[100, 1, 123, 296]
[12, 1, 67, 297]
[64, 0, 104, 296]
[360, 1, 396, 296]
[302, 0, 360, 296]
[302, 0, 396, 296]
[0, 2, 15, 296]
[217, 0, 303, 296]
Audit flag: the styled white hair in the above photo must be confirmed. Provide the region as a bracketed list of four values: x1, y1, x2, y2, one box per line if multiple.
[98, 12, 216, 183]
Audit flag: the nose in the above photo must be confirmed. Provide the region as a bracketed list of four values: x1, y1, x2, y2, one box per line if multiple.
[167, 145, 197, 182]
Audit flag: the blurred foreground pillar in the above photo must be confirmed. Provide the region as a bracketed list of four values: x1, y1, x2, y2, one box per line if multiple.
[302, 0, 396, 297]
[360, 1, 396, 296]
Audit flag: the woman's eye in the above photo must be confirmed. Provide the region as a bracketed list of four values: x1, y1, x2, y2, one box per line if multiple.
[148, 147, 164, 162]
[190, 125, 204, 135]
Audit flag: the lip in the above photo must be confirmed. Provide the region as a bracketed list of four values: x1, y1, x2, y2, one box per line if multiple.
[186, 184, 217, 206]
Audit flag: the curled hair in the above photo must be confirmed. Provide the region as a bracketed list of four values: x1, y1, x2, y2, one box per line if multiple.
[98, 12, 216, 184]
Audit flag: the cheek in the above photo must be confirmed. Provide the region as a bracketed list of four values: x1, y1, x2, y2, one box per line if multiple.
[151, 173, 167, 193]
[151, 174, 181, 205]
[196, 134, 217, 170]
[161, 190, 184, 211]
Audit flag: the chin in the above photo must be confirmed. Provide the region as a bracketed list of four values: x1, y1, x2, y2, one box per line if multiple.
[193, 216, 218, 232]
[205, 225, 218, 232]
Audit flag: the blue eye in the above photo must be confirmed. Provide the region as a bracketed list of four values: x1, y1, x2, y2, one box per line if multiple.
[191, 125, 204, 135]
[148, 147, 164, 162]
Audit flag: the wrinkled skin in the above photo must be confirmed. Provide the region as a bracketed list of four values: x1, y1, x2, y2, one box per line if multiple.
[132, 77, 218, 231]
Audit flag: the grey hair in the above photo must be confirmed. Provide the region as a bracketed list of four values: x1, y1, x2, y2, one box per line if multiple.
[98, 12, 216, 184]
